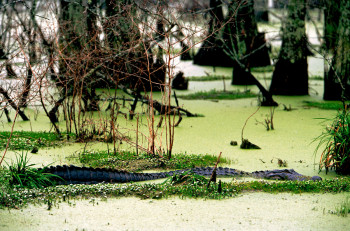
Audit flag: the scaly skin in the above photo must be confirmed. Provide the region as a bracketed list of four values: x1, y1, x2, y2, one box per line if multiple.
[41, 165, 322, 185]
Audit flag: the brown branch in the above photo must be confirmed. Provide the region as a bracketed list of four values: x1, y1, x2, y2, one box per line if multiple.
[39, 77, 61, 135]
[207, 151, 222, 188]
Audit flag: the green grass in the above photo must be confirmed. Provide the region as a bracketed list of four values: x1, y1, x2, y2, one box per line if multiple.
[331, 197, 350, 217]
[5, 152, 60, 189]
[187, 75, 231, 81]
[303, 101, 349, 110]
[1, 170, 349, 209]
[187, 66, 274, 82]
[0, 131, 72, 150]
[251, 65, 274, 73]
[309, 75, 323, 80]
[177, 89, 257, 100]
[78, 150, 231, 171]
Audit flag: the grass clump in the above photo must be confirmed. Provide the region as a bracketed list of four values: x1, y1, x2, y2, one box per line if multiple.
[309, 75, 323, 80]
[251, 65, 274, 73]
[169, 171, 209, 186]
[0, 131, 69, 150]
[303, 101, 348, 110]
[177, 89, 257, 101]
[187, 75, 231, 81]
[186, 66, 274, 82]
[78, 150, 231, 171]
[331, 197, 350, 217]
[314, 108, 350, 175]
[5, 152, 60, 189]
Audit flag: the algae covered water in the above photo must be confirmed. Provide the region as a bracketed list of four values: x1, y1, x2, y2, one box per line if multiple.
[1, 57, 349, 230]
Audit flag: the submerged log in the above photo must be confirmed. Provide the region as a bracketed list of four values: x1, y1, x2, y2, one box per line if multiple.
[240, 139, 261, 149]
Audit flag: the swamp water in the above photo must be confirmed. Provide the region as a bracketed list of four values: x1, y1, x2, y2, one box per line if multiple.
[1, 60, 350, 230]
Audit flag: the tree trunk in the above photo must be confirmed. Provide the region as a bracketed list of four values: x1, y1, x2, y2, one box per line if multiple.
[15, 0, 37, 108]
[229, 0, 270, 84]
[180, 41, 192, 61]
[323, 0, 340, 53]
[323, 0, 350, 100]
[193, 0, 229, 66]
[194, 0, 271, 72]
[235, 65, 278, 106]
[57, 0, 86, 88]
[255, 0, 269, 22]
[104, 0, 164, 92]
[269, 0, 308, 95]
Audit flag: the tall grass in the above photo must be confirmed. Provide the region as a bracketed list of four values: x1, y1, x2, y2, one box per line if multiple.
[6, 152, 59, 188]
[334, 197, 350, 217]
[304, 101, 347, 110]
[314, 109, 350, 174]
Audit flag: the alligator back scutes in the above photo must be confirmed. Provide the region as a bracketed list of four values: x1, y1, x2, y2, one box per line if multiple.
[42, 165, 244, 185]
[42, 165, 156, 184]
[41, 165, 322, 185]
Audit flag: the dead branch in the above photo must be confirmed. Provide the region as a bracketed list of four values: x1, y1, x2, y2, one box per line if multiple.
[207, 152, 222, 188]
[118, 85, 199, 117]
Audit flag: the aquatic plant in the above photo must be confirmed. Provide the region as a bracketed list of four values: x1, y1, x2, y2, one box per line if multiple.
[332, 197, 350, 217]
[5, 152, 60, 189]
[304, 101, 348, 110]
[314, 108, 350, 174]
[168, 171, 209, 186]
[1, 173, 350, 209]
[0, 131, 67, 151]
[255, 106, 276, 131]
[177, 89, 257, 100]
[251, 65, 274, 73]
[187, 75, 231, 82]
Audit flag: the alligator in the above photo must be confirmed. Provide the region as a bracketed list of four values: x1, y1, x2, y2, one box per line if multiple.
[41, 165, 322, 185]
